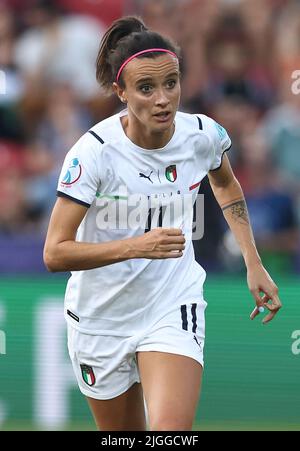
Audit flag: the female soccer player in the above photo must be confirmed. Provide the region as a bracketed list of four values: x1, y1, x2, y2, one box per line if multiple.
[43, 16, 282, 431]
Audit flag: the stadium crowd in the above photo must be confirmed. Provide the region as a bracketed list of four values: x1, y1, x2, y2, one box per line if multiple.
[0, 0, 299, 273]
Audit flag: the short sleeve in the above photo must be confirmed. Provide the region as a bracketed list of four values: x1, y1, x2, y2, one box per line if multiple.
[57, 133, 100, 208]
[203, 116, 232, 171]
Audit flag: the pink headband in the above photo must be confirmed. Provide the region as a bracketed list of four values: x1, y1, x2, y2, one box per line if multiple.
[116, 48, 178, 83]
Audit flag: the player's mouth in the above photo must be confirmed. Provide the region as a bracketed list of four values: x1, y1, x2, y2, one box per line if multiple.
[153, 111, 172, 122]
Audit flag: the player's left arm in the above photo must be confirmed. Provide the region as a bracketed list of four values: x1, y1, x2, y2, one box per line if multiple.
[208, 154, 282, 324]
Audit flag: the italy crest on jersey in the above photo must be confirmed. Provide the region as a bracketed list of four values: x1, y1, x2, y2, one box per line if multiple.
[80, 364, 96, 386]
[165, 165, 177, 182]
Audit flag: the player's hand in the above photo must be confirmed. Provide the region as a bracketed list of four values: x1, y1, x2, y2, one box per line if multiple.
[134, 228, 185, 259]
[247, 263, 282, 324]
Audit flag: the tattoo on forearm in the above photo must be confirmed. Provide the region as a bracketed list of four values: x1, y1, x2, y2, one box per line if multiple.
[222, 200, 249, 225]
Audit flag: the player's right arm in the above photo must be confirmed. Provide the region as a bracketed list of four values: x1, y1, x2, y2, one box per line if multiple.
[43, 197, 185, 272]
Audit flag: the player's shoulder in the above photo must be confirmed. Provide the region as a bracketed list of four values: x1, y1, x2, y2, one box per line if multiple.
[176, 111, 219, 137]
[175, 110, 202, 131]
[67, 111, 121, 160]
[185, 112, 231, 148]
[88, 110, 122, 145]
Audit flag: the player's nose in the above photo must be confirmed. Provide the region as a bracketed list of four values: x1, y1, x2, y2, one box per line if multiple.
[154, 88, 169, 106]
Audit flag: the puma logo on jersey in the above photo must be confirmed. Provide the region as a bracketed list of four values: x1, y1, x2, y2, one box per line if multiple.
[139, 171, 154, 184]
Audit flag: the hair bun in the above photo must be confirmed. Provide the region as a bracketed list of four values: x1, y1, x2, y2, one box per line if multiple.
[108, 16, 148, 51]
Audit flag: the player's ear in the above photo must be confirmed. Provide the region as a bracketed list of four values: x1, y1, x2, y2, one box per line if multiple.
[113, 82, 127, 104]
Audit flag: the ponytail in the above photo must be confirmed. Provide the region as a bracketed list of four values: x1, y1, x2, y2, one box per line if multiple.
[96, 15, 180, 92]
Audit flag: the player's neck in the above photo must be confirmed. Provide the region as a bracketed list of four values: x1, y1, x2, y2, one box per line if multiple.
[121, 115, 175, 150]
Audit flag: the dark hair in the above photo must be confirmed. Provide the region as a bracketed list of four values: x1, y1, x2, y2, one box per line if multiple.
[96, 16, 181, 92]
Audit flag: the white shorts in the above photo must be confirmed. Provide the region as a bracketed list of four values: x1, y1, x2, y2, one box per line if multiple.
[67, 301, 207, 400]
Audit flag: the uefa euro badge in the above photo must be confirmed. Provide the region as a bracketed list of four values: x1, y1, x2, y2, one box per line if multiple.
[214, 121, 227, 140]
[61, 158, 82, 186]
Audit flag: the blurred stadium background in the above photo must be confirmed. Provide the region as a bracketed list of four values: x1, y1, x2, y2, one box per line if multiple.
[0, 0, 300, 431]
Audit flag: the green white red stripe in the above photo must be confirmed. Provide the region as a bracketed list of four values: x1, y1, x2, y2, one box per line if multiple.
[189, 181, 201, 191]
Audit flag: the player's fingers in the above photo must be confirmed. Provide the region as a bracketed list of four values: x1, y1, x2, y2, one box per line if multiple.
[163, 236, 186, 245]
[250, 307, 258, 320]
[250, 291, 267, 320]
[263, 293, 282, 311]
[264, 303, 276, 312]
[251, 289, 264, 306]
[160, 244, 185, 251]
[271, 293, 282, 309]
[250, 306, 263, 320]
[261, 293, 281, 323]
[262, 294, 282, 324]
[262, 310, 277, 324]
[163, 228, 184, 236]
[162, 250, 183, 258]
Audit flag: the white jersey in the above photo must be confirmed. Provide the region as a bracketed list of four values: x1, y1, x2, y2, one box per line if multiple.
[57, 109, 231, 336]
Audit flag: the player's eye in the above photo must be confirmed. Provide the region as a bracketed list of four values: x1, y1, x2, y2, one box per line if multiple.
[166, 79, 177, 89]
[139, 85, 153, 94]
